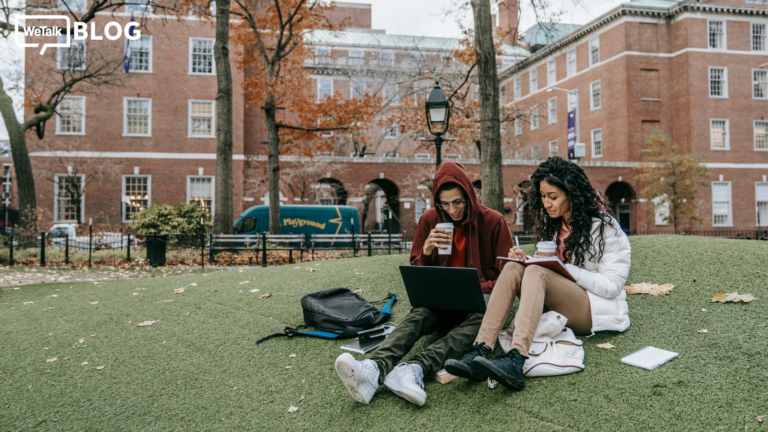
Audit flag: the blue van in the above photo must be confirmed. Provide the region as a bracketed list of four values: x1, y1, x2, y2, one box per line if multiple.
[234, 205, 360, 237]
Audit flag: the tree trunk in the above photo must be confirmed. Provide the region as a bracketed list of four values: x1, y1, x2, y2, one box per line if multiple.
[0, 79, 37, 236]
[213, 0, 234, 234]
[265, 96, 281, 234]
[471, 0, 504, 214]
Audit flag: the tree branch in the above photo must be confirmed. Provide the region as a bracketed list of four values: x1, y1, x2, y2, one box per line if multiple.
[276, 123, 349, 132]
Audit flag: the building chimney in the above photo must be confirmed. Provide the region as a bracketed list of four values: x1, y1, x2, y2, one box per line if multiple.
[497, 0, 519, 47]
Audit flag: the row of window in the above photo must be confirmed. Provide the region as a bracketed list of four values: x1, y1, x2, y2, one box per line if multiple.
[54, 174, 214, 222]
[709, 67, 767, 99]
[709, 181, 768, 227]
[56, 96, 215, 137]
[709, 119, 768, 151]
[708, 20, 768, 52]
[57, 36, 215, 75]
[517, 128, 603, 161]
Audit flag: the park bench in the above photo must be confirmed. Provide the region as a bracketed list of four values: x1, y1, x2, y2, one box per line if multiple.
[209, 233, 306, 266]
[311, 233, 404, 259]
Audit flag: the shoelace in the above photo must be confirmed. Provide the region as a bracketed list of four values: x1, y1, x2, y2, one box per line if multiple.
[464, 341, 488, 357]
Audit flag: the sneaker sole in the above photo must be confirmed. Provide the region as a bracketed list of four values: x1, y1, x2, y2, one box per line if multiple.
[472, 358, 525, 391]
[335, 354, 372, 405]
[444, 360, 487, 381]
[384, 378, 427, 407]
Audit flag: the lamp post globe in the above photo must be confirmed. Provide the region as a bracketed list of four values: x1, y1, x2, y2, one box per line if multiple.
[424, 80, 451, 167]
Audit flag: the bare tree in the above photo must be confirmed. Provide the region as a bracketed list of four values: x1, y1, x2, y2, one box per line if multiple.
[283, 159, 346, 204]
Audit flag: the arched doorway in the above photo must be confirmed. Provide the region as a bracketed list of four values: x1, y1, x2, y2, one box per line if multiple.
[315, 178, 348, 205]
[605, 182, 636, 233]
[362, 179, 400, 234]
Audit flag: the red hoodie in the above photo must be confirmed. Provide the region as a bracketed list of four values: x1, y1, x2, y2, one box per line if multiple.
[410, 162, 514, 294]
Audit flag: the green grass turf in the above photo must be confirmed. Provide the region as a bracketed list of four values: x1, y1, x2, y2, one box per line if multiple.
[1, 235, 767, 431]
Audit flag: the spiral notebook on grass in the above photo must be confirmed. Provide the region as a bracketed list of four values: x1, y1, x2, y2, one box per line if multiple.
[340, 325, 395, 354]
[497, 256, 577, 282]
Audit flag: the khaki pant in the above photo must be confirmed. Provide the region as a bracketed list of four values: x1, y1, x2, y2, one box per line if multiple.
[474, 262, 592, 355]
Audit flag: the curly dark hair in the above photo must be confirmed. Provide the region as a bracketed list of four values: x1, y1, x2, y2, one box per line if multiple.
[524, 157, 613, 266]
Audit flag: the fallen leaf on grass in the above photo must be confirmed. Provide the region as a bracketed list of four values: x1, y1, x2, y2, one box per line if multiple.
[757, 415, 766, 423]
[47, 295, 58, 298]
[135, 288, 146, 290]
[85, 366, 105, 370]
[698, 329, 709, 333]
[354, 273, 364, 275]
[285, 366, 292, 369]
[156, 300, 173, 304]
[133, 293, 139, 296]
[137, 320, 157, 327]
[43, 347, 51, 350]
[249, 289, 260, 293]
[299, 393, 305, 401]
[596, 343, 615, 349]
[88, 302, 98, 305]
[352, 289, 366, 294]
[82, 362, 88, 365]
[78, 338, 85, 344]
[46, 356, 59, 363]
[174, 288, 185, 294]
[90, 334, 95, 337]
[189, 283, 197, 286]
[43, 307, 54, 311]
[711, 289, 756, 303]
[23, 301, 33, 305]
[306, 268, 318, 272]
[288, 406, 299, 413]
[289, 354, 297, 358]
[624, 283, 674, 296]
[259, 293, 273, 299]
[239, 281, 249, 284]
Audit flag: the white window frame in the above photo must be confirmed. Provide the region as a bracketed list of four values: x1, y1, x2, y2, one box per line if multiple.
[547, 58, 556, 86]
[549, 140, 558, 157]
[123, 97, 152, 137]
[350, 80, 366, 99]
[589, 37, 600, 66]
[753, 69, 767, 100]
[566, 49, 576, 77]
[383, 124, 399, 139]
[125, 0, 151, 14]
[317, 78, 333, 100]
[59, 0, 86, 11]
[187, 175, 215, 215]
[349, 50, 364, 66]
[129, 35, 153, 73]
[530, 105, 539, 131]
[122, 175, 151, 222]
[711, 181, 732, 227]
[757, 182, 768, 227]
[530, 68, 537, 93]
[653, 195, 670, 226]
[591, 128, 603, 158]
[188, 37, 215, 76]
[708, 67, 728, 98]
[55, 95, 85, 135]
[315, 47, 331, 65]
[590, 80, 601, 111]
[56, 37, 86, 70]
[708, 19, 726, 50]
[379, 51, 394, 67]
[382, 83, 397, 102]
[514, 118, 522, 136]
[515, 196, 525, 226]
[53, 173, 85, 223]
[754, 120, 768, 151]
[548, 97, 557, 124]
[188, 100, 215, 138]
[414, 153, 431, 159]
[710, 119, 730, 151]
[753, 23, 767, 52]
[514, 76, 521, 100]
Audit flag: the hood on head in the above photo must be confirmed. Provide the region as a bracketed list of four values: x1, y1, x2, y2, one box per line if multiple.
[432, 161, 479, 225]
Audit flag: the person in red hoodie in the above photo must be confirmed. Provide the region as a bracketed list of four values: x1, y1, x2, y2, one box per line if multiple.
[335, 162, 513, 407]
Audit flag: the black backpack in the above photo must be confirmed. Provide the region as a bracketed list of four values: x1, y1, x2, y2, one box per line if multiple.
[256, 288, 397, 344]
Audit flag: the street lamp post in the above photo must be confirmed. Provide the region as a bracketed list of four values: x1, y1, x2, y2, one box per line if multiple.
[424, 80, 455, 168]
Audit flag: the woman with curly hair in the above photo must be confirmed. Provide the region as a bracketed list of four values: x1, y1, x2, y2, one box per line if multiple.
[445, 156, 631, 391]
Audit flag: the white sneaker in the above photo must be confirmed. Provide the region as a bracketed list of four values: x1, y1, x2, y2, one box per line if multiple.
[383, 363, 427, 406]
[335, 353, 379, 404]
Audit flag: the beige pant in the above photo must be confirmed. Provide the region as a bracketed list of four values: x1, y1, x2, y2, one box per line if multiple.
[474, 262, 592, 356]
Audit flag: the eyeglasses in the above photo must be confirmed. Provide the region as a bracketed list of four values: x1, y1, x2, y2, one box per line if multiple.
[437, 200, 467, 210]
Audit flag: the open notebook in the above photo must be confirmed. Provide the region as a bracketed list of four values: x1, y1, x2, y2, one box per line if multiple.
[497, 256, 577, 282]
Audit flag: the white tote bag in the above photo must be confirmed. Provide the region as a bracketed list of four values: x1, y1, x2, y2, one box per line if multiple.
[497, 311, 585, 377]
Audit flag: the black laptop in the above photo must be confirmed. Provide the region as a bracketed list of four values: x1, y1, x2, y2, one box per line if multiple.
[399, 266, 489, 312]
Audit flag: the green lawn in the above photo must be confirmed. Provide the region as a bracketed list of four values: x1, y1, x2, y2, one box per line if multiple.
[1, 236, 767, 431]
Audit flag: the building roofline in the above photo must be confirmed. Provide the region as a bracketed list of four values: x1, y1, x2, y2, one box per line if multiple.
[499, 0, 768, 80]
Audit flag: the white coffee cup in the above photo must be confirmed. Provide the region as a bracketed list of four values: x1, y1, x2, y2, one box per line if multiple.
[536, 241, 557, 257]
[435, 223, 455, 255]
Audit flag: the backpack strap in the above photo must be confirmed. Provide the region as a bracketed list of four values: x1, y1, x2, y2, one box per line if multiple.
[256, 324, 364, 344]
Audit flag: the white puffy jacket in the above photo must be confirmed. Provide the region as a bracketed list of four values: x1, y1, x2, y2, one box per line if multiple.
[541, 214, 631, 333]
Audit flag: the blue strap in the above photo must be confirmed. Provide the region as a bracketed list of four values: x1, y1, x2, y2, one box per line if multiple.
[381, 294, 397, 315]
[294, 330, 341, 339]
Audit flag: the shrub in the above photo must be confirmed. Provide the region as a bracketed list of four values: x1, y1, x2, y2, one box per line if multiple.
[128, 203, 212, 244]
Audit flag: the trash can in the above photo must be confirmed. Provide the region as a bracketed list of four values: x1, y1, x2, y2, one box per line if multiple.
[146, 233, 168, 267]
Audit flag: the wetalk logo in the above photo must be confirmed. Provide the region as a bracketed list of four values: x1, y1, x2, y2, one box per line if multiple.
[13, 15, 140, 54]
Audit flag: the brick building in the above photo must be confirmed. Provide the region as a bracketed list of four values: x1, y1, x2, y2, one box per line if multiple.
[22, 0, 768, 235]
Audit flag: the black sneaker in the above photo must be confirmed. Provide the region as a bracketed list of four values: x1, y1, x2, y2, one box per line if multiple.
[444, 342, 491, 381]
[472, 348, 526, 390]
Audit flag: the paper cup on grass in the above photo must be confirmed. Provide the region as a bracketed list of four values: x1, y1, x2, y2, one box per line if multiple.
[435, 223, 454, 255]
[536, 241, 557, 258]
